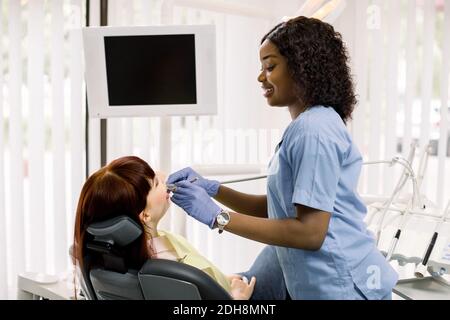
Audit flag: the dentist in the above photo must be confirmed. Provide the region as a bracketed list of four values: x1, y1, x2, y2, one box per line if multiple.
[168, 16, 398, 300]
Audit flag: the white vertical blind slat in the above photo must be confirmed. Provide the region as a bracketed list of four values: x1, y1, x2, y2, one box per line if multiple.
[123, 0, 134, 26]
[51, 0, 68, 274]
[403, 0, 417, 159]
[437, 3, 450, 207]
[138, 0, 153, 164]
[383, 0, 401, 193]
[0, 0, 7, 298]
[107, 120, 121, 162]
[215, 13, 225, 134]
[163, 4, 184, 233]
[27, 0, 46, 273]
[171, 8, 199, 239]
[87, 0, 101, 175]
[353, 0, 369, 194]
[419, 1, 436, 192]
[197, 9, 216, 162]
[106, 0, 126, 162]
[69, 1, 84, 250]
[89, 0, 100, 26]
[88, 120, 101, 174]
[368, 0, 384, 194]
[106, 2, 120, 164]
[122, 4, 134, 157]
[7, 0, 26, 289]
[122, 119, 133, 155]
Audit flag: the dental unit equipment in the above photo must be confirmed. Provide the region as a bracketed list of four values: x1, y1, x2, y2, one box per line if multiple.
[359, 154, 423, 261]
[214, 142, 419, 199]
[363, 154, 424, 247]
[417, 144, 433, 190]
[375, 145, 432, 261]
[214, 152, 423, 229]
[414, 201, 450, 278]
[363, 143, 418, 224]
[384, 198, 414, 261]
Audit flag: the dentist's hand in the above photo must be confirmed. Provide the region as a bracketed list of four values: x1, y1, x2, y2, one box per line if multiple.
[171, 181, 222, 229]
[167, 167, 220, 197]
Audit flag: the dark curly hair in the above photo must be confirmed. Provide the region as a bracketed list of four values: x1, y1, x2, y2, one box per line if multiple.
[262, 16, 357, 124]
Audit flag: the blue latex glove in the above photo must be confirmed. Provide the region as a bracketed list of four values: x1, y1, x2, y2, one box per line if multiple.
[170, 180, 222, 229]
[167, 167, 220, 197]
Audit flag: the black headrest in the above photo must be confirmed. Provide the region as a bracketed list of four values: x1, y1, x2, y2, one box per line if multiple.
[87, 216, 142, 247]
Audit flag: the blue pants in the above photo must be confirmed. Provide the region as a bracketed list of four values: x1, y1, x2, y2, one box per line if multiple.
[239, 245, 392, 300]
[239, 245, 289, 300]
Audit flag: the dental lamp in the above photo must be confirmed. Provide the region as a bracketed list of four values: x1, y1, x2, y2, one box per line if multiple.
[281, 0, 347, 23]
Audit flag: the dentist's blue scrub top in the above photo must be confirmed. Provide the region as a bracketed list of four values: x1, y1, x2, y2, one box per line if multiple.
[267, 105, 398, 299]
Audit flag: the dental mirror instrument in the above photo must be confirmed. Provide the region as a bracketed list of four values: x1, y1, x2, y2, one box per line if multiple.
[167, 177, 199, 193]
[220, 175, 269, 185]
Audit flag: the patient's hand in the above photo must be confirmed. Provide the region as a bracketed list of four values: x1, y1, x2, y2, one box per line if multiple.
[226, 274, 242, 283]
[230, 276, 256, 300]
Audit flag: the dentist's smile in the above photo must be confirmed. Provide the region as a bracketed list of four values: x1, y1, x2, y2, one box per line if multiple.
[262, 86, 274, 98]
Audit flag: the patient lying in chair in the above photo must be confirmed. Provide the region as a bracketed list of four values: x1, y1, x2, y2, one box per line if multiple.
[73, 156, 255, 300]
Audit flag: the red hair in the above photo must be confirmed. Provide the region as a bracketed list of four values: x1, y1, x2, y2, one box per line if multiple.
[73, 156, 155, 275]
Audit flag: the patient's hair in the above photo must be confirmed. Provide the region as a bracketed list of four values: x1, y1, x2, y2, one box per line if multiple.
[261, 16, 357, 124]
[73, 156, 155, 273]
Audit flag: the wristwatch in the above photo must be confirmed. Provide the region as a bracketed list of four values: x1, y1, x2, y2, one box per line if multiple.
[214, 209, 230, 234]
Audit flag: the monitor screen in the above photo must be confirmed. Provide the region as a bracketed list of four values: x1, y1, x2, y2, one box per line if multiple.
[83, 25, 217, 118]
[104, 35, 197, 106]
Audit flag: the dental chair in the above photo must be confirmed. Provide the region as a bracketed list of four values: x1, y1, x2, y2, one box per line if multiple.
[78, 215, 232, 300]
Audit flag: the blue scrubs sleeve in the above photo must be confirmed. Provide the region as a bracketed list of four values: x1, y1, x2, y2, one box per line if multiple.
[289, 133, 344, 213]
